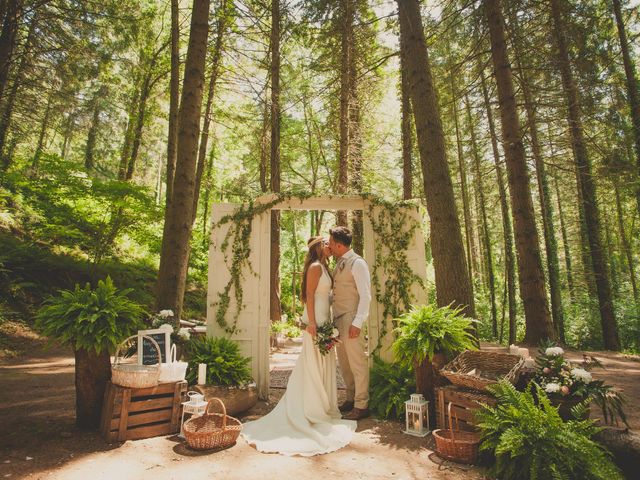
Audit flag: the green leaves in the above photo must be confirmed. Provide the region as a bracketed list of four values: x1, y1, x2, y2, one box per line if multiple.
[34, 276, 145, 354]
[185, 336, 252, 387]
[369, 355, 416, 420]
[476, 381, 623, 480]
[392, 303, 477, 366]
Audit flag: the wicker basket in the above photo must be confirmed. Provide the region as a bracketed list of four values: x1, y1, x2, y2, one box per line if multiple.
[183, 398, 242, 451]
[441, 350, 524, 391]
[111, 335, 161, 389]
[433, 402, 481, 464]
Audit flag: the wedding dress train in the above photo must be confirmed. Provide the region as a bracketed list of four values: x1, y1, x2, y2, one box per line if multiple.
[241, 265, 356, 456]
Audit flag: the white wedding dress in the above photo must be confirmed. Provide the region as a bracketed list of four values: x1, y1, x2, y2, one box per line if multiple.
[241, 264, 356, 456]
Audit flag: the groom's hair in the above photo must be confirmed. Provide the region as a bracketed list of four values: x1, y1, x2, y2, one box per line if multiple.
[329, 226, 352, 247]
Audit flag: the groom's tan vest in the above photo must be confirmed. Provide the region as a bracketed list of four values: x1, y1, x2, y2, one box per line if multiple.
[333, 253, 363, 319]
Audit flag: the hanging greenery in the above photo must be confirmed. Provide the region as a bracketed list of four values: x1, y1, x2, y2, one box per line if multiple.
[211, 192, 425, 343]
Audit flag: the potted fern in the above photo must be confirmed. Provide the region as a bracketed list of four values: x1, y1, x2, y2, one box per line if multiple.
[392, 304, 478, 420]
[35, 277, 144, 429]
[185, 336, 257, 415]
[476, 381, 623, 479]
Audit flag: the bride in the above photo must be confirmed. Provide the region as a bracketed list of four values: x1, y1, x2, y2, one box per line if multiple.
[241, 236, 356, 456]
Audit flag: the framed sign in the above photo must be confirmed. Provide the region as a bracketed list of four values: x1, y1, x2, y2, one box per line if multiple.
[137, 328, 171, 365]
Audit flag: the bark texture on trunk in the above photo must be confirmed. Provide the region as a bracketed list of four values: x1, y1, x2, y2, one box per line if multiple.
[550, 0, 619, 350]
[397, 0, 475, 319]
[484, 0, 554, 344]
[74, 348, 111, 430]
[399, 25, 413, 200]
[156, 0, 210, 318]
[0, 0, 21, 103]
[166, 0, 180, 204]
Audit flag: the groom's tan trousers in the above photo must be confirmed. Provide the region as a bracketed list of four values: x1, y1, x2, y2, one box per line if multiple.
[335, 311, 369, 409]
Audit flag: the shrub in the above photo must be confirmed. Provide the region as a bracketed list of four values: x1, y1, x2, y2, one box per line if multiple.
[476, 381, 623, 480]
[185, 336, 252, 386]
[369, 355, 415, 420]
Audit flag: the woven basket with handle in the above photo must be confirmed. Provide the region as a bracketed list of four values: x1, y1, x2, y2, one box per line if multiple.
[441, 350, 524, 391]
[183, 398, 242, 450]
[433, 402, 481, 464]
[111, 334, 161, 389]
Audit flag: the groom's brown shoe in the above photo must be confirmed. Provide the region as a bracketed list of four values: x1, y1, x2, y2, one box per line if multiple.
[342, 407, 370, 420]
[338, 401, 354, 413]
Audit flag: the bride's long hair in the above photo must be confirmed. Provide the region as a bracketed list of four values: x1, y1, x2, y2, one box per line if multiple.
[300, 236, 332, 303]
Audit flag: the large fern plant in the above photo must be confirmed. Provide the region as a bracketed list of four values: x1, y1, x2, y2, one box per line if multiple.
[369, 355, 416, 420]
[392, 303, 477, 366]
[186, 336, 252, 386]
[476, 381, 623, 480]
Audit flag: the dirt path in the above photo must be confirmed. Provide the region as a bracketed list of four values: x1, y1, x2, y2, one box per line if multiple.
[1, 339, 637, 480]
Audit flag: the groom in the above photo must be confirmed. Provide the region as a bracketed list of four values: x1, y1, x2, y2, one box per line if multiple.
[329, 226, 371, 421]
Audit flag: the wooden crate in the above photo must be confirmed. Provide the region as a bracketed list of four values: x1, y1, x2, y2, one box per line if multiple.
[100, 380, 187, 442]
[435, 385, 496, 432]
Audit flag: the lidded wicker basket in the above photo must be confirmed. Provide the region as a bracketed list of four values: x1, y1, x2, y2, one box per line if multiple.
[433, 402, 481, 464]
[111, 334, 161, 389]
[441, 350, 524, 391]
[183, 398, 242, 450]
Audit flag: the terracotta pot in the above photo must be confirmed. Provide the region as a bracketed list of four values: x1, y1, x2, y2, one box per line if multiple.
[194, 382, 258, 416]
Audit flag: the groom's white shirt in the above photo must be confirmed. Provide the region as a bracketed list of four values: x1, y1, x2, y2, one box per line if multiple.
[338, 249, 371, 329]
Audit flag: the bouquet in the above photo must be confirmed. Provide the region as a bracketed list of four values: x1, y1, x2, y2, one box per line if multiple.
[315, 322, 341, 355]
[533, 343, 627, 425]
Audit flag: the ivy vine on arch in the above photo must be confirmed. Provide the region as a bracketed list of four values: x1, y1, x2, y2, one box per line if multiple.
[210, 192, 425, 346]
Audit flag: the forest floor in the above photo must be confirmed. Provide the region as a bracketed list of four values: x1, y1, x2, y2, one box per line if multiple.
[0, 328, 638, 480]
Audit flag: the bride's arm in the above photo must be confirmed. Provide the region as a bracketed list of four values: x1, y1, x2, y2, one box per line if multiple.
[305, 263, 322, 338]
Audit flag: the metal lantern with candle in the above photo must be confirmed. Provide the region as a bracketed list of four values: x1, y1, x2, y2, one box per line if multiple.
[179, 391, 208, 438]
[404, 393, 430, 437]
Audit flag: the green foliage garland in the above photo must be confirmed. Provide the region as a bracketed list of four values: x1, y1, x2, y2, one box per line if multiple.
[365, 195, 425, 353]
[211, 192, 424, 346]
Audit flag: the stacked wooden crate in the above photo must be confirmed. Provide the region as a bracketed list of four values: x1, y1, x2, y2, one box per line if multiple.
[435, 384, 496, 431]
[100, 380, 187, 442]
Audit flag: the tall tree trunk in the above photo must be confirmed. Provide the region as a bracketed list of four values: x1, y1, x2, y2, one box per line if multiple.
[0, 0, 21, 103]
[118, 89, 139, 180]
[156, 0, 211, 318]
[0, 7, 35, 168]
[510, 27, 565, 341]
[84, 94, 101, 170]
[165, 0, 180, 204]
[74, 348, 111, 430]
[192, 0, 229, 222]
[397, 0, 475, 322]
[60, 111, 75, 159]
[479, 65, 517, 344]
[614, 183, 638, 307]
[554, 176, 575, 300]
[550, 0, 619, 350]
[450, 67, 475, 284]
[612, 0, 640, 214]
[484, 0, 554, 344]
[399, 26, 413, 200]
[125, 73, 152, 180]
[32, 91, 53, 170]
[259, 90, 269, 193]
[466, 94, 497, 338]
[350, 59, 363, 256]
[270, 0, 282, 323]
[337, 0, 354, 226]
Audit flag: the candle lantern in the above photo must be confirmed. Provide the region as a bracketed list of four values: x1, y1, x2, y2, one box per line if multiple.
[179, 391, 207, 438]
[404, 393, 430, 437]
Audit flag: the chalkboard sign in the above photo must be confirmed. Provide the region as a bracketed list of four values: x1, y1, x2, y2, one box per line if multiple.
[137, 329, 171, 365]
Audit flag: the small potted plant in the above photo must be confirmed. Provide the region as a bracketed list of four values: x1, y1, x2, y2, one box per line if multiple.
[35, 276, 145, 429]
[185, 336, 257, 415]
[532, 343, 627, 424]
[392, 303, 478, 420]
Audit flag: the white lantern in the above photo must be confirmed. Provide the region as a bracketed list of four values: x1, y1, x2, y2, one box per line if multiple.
[179, 392, 208, 438]
[404, 393, 430, 437]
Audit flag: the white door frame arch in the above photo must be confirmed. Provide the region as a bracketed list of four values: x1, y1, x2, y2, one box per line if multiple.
[207, 194, 427, 399]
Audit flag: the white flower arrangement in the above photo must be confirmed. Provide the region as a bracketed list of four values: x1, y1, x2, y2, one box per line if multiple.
[159, 309, 174, 318]
[178, 328, 191, 340]
[545, 382, 561, 393]
[545, 347, 565, 356]
[570, 367, 592, 384]
[332, 328, 340, 337]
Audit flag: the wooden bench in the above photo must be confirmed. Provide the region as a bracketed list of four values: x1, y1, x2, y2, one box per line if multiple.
[100, 380, 187, 442]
